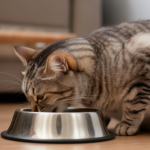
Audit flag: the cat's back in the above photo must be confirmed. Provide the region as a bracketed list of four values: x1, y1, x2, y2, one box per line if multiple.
[87, 20, 150, 50]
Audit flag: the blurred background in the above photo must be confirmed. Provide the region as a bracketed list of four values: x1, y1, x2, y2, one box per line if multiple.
[0, 0, 150, 103]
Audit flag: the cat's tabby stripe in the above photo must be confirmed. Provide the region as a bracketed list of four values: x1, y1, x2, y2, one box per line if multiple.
[129, 108, 146, 114]
[143, 89, 150, 92]
[133, 101, 148, 105]
[121, 121, 132, 126]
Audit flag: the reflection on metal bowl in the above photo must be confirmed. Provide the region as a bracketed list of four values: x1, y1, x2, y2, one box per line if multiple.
[1, 108, 115, 143]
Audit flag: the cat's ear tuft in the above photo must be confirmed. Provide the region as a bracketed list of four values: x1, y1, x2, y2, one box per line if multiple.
[44, 53, 68, 75]
[44, 52, 78, 77]
[14, 46, 38, 66]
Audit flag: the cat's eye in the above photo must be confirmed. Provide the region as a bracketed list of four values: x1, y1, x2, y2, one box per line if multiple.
[37, 93, 45, 100]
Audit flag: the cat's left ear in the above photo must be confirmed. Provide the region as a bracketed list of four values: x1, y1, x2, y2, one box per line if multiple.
[14, 46, 39, 66]
[44, 52, 78, 76]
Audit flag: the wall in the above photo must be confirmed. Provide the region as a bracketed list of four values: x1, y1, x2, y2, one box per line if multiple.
[103, 0, 150, 26]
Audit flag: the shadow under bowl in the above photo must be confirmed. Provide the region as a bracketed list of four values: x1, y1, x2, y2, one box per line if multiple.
[1, 108, 115, 143]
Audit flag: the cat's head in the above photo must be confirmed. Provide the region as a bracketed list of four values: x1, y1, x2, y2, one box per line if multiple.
[14, 39, 95, 112]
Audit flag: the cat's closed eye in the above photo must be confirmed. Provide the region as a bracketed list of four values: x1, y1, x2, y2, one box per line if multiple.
[37, 93, 45, 100]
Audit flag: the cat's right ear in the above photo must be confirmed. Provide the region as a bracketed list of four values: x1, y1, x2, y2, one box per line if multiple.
[14, 46, 38, 66]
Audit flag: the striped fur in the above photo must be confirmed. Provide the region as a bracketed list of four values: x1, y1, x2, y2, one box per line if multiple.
[16, 20, 150, 136]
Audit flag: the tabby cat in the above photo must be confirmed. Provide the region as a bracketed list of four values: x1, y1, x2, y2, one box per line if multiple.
[14, 21, 150, 136]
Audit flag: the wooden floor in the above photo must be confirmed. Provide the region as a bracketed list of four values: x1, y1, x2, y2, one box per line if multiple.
[1, 103, 150, 150]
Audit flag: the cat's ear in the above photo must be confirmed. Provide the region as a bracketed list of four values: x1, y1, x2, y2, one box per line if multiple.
[44, 52, 78, 75]
[14, 46, 38, 66]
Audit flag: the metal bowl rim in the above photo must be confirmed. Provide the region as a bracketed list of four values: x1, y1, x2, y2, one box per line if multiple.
[17, 108, 100, 114]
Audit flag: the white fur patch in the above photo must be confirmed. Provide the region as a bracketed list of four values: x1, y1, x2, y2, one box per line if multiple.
[125, 33, 150, 53]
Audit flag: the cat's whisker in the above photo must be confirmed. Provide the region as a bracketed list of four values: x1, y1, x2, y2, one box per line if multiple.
[11, 103, 30, 109]
[8, 82, 22, 87]
[41, 107, 51, 112]
[41, 101, 91, 112]
[0, 72, 22, 83]
[0, 87, 22, 94]
[10, 91, 23, 96]
[39, 95, 95, 112]
[40, 107, 46, 112]
[1, 88, 22, 94]
[9, 90, 23, 95]
[15, 102, 30, 107]
[4, 84, 22, 91]
[7, 86, 21, 90]
[0, 80, 22, 86]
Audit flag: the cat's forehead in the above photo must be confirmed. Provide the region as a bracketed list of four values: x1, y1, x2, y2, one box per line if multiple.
[25, 37, 90, 80]
[30, 37, 89, 67]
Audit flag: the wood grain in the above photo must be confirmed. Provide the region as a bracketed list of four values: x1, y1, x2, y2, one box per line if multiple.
[0, 30, 76, 44]
[0, 103, 150, 150]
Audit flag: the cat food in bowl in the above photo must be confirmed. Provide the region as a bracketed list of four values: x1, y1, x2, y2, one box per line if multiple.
[1, 108, 115, 143]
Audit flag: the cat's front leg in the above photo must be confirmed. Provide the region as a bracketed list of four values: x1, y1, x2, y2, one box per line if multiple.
[115, 96, 149, 136]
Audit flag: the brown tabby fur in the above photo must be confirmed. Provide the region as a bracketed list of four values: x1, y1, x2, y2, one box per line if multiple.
[15, 21, 150, 136]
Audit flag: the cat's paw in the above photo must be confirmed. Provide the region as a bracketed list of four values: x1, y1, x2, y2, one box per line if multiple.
[115, 122, 138, 136]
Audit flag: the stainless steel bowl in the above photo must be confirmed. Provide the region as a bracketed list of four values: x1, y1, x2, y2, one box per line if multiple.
[1, 108, 115, 143]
